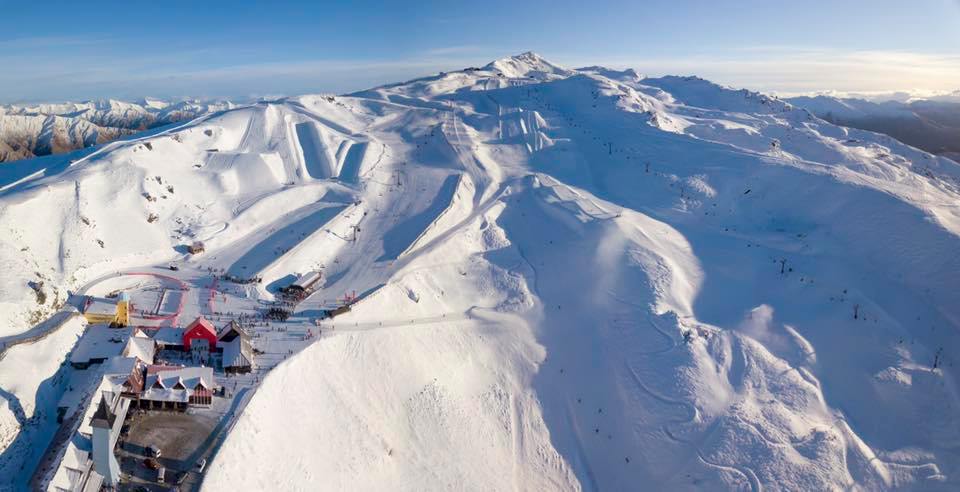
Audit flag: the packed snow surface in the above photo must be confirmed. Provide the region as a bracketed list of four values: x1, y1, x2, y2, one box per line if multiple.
[2, 52, 960, 491]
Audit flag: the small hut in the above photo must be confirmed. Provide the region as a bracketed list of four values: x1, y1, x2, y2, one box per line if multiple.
[188, 241, 205, 254]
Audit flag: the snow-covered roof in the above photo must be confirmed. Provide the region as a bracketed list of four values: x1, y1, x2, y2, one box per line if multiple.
[222, 337, 253, 368]
[102, 355, 145, 394]
[56, 364, 106, 418]
[45, 437, 96, 492]
[122, 336, 155, 364]
[217, 320, 249, 342]
[152, 327, 184, 346]
[141, 365, 215, 402]
[84, 298, 117, 316]
[291, 271, 322, 290]
[81, 472, 104, 492]
[102, 355, 137, 377]
[141, 386, 191, 403]
[77, 376, 125, 437]
[69, 325, 128, 364]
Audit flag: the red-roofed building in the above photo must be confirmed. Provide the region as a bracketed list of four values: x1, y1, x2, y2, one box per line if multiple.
[182, 316, 218, 352]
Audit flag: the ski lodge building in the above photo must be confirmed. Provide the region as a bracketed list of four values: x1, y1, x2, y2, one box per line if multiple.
[82, 292, 130, 326]
[140, 365, 215, 410]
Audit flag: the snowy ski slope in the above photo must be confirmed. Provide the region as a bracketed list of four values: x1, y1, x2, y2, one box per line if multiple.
[1, 53, 958, 491]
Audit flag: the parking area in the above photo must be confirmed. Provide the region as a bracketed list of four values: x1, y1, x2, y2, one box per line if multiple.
[117, 410, 218, 490]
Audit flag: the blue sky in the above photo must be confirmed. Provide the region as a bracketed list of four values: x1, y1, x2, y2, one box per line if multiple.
[2, 0, 958, 103]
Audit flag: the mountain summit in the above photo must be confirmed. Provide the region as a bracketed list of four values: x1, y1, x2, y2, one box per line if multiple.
[484, 51, 574, 79]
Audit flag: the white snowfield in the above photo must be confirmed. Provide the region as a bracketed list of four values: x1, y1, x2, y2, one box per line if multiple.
[1, 52, 959, 491]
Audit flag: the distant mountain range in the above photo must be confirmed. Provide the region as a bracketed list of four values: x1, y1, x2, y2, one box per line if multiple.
[4, 90, 957, 166]
[0, 99, 235, 162]
[786, 95, 960, 162]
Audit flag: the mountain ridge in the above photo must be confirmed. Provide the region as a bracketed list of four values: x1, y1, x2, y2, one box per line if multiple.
[0, 98, 236, 162]
[787, 94, 960, 159]
[1, 52, 958, 491]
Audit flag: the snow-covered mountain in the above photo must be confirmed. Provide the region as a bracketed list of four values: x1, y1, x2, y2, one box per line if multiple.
[787, 95, 960, 160]
[2, 52, 959, 491]
[0, 99, 236, 162]
[929, 90, 960, 104]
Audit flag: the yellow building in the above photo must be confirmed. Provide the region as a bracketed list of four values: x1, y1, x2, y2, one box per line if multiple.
[83, 293, 130, 326]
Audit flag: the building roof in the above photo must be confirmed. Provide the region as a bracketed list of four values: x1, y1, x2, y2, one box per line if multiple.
[185, 317, 217, 338]
[122, 336, 155, 364]
[78, 377, 125, 437]
[70, 325, 129, 364]
[152, 327, 185, 347]
[84, 298, 118, 316]
[222, 337, 253, 368]
[217, 320, 249, 343]
[102, 356, 136, 376]
[81, 472, 104, 492]
[45, 436, 95, 492]
[291, 271, 322, 290]
[142, 386, 191, 403]
[90, 394, 116, 429]
[103, 356, 145, 394]
[142, 365, 215, 403]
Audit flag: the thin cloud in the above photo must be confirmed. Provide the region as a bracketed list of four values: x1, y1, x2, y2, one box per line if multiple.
[420, 45, 486, 57]
[0, 53, 461, 102]
[2, 44, 958, 103]
[0, 35, 109, 50]
[566, 48, 960, 95]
